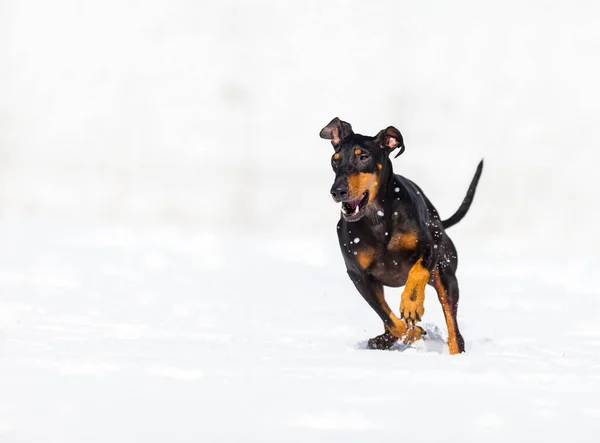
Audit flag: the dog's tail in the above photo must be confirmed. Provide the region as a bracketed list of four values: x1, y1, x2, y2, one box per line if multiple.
[442, 159, 484, 230]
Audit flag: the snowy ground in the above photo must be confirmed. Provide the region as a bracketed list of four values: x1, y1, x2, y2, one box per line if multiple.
[1, 219, 599, 442]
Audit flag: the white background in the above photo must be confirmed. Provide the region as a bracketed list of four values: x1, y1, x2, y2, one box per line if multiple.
[1, 1, 600, 442]
[2, 0, 599, 247]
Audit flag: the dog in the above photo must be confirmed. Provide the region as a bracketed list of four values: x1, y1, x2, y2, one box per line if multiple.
[320, 117, 483, 354]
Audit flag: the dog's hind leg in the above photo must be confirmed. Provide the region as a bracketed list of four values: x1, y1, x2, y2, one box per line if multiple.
[432, 267, 465, 355]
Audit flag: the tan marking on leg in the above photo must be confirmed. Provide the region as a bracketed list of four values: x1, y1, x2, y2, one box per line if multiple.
[385, 316, 409, 339]
[433, 269, 461, 355]
[402, 325, 426, 344]
[368, 325, 424, 349]
[387, 231, 418, 251]
[399, 258, 429, 326]
[371, 286, 410, 341]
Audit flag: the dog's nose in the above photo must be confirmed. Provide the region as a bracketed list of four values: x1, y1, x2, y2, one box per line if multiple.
[330, 185, 348, 202]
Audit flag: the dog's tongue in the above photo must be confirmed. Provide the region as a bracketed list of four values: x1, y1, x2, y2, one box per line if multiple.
[347, 199, 360, 211]
[346, 194, 365, 213]
[342, 193, 368, 216]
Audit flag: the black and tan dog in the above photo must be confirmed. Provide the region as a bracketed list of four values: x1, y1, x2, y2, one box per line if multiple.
[320, 117, 483, 354]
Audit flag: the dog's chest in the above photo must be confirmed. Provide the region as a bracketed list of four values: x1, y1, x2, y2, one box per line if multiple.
[342, 229, 417, 287]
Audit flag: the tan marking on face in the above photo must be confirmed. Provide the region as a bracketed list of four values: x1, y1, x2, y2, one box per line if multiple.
[354, 148, 362, 155]
[387, 231, 418, 251]
[356, 247, 376, 270]
[333, 153, 340, 160]
[347, 172, 379, 202]
[377, 163, 382, 170]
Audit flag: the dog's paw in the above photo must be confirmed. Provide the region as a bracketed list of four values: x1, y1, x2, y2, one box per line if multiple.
[367, 332, 399, 350]
[400, 294, 425, 328]
[402, 325, 426, 345]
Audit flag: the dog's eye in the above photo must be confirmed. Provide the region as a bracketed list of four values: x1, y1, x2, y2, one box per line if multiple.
[332, 152, 340, 167]
[359, 154, 370, 162]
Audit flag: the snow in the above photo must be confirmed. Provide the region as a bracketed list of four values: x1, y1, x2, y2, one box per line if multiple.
[1, 220, 600, 442]
[2, 0, 600, 441]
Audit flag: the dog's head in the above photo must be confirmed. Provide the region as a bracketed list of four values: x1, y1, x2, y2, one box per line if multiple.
[320, 117, 405, 222]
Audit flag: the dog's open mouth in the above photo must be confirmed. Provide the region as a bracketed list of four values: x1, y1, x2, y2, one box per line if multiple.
[341, 191, 369, 219]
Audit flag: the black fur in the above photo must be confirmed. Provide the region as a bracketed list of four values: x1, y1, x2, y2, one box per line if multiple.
[321, 117, 483, 354]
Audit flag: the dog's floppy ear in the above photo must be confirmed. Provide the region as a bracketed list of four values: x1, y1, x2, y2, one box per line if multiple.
[319, 117, 354, 147]
[376, 126, 405, 158]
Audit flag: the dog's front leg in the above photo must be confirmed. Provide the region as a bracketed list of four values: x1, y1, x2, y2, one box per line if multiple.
[348, 270, 418, 341]
[399, 244, 438, 328]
